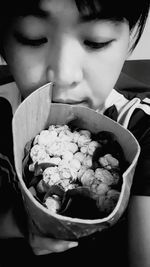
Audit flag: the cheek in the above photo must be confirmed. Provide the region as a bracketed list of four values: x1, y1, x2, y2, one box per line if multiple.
[4, 43, 48, 97]
[86, 44, 128, 97]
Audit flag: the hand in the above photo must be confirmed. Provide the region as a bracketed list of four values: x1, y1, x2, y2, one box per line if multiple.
[0, 207, 78, 256]
[29, 233, 78, 255]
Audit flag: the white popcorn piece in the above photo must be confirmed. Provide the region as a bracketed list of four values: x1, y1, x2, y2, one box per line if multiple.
[48, 124, 69, 134]
[60, 168, 71, 179]
[104, 154, 119, 168]
[87, 141, 99, 155]
[44, 196, 61, 213]
[80, 169, 95, 186]
[29, 163, 35, 172]
[77, 165, 88, 181]
[99, 154, 119, 169]
[49, 157, 61, 165]
[83, 155, 92, 168]
[43, 167, 60, 185]
[92, 182, 109, 195]
[67, 142, 78, 154]
[69, 168, 78, 181]
[72, 131, 80, 143]
[79, 130, 91, 138]
[56, 177, 76, 191]
[48, 125, 56, 132]
[77, 135, 91, 147]
[58, 131, 73, 142]
[107, 189, 120, 199]
[46, 141, 65, 157]
[98, 156, 110, 168]
[58, 159, 70, 169]
[62, 151, 74, 162]
[30, 144, 49, 163]
[70, 158, 81, 171]
[95, 168, 115, 185]
[80, 145, 88, 154]
[74, 152, 85, 163]
[38, 130, 57, 146]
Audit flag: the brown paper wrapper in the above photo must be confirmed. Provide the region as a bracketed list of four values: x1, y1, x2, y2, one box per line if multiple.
[12, 82, 140, 240]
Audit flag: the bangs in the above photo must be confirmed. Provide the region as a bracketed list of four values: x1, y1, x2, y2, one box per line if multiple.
[75, 0, 150, 50]
[75, 0, 147, 29]
[0, 0, 41, 17]
[0, 0, 148, 28]
[75, 0, 124, 21]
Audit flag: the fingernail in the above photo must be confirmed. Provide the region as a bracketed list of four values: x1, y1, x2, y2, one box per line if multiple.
[68, 242, 78, 249]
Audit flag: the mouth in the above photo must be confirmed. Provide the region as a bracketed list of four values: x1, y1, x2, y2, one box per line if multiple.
[52, 100, 89, 107]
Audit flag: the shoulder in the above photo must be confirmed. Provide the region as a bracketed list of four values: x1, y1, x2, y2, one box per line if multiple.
[129, 104, 150, 196]
[111, 91, 150, 196]
[0, 82, 21, 114]
[0, 64, 20, 113]
[127, 97, 150, 142]
[0, 97, 18, 199]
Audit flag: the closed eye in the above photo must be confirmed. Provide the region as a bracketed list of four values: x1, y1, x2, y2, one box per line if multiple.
[14, 32, 48, 47]
[84, 39, 114, 50]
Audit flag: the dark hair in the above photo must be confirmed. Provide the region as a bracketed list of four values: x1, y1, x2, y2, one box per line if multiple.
[75, 0, 150, 51]
[0, 0, 150, 57]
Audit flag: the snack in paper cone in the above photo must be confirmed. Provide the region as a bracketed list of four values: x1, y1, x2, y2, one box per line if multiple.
[23, 123, 127, 219]
[12, 83, 140, 240]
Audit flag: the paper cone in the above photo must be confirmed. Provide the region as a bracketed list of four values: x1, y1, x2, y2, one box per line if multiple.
[12, 82, 140, 240]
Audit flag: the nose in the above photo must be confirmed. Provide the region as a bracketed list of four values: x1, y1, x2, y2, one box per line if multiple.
[46, 36, 83, 88]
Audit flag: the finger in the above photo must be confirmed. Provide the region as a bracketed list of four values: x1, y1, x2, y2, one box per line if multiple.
[30, 234, 78, 254]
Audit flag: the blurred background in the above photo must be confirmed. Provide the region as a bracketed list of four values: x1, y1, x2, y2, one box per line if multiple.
[129, 10, 150, 60]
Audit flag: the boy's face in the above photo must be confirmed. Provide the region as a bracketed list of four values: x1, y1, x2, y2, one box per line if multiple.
[4, 0, 130, 110]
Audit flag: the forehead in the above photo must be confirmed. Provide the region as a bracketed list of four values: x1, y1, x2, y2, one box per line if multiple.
[32, 0, 121, 24]
[40, 0, 79, 23]
[41, 0, 76, 13]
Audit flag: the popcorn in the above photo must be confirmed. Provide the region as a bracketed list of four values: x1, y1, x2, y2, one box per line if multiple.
[91, 182, 109, 196]
[83, 155, 92, 168]
[38, 130, 57, 146]
[80, 145, 88, 154]
[79, 130, 91, 138]
[99, 154, 119, 169]
[26, 124, 124, 217]
[72, 131, 80, 143]
[44, 196, 61, 213]
[87, 141, 99, 155]
[30, 144, 50, 163]
[77, 165, 88, 181]
[70, 158, 81, 171]
[77, 135, 91, 147]
[94, 168, 114, 185]
[99, 189, 120, 214]
[43, 167, 60, 185]
[74, 152, 85, 163]
[62, 151, 74, 161]
[80, 169, 95, 186]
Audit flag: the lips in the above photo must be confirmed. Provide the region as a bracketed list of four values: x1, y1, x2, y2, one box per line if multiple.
[52, 99, 89, 107]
